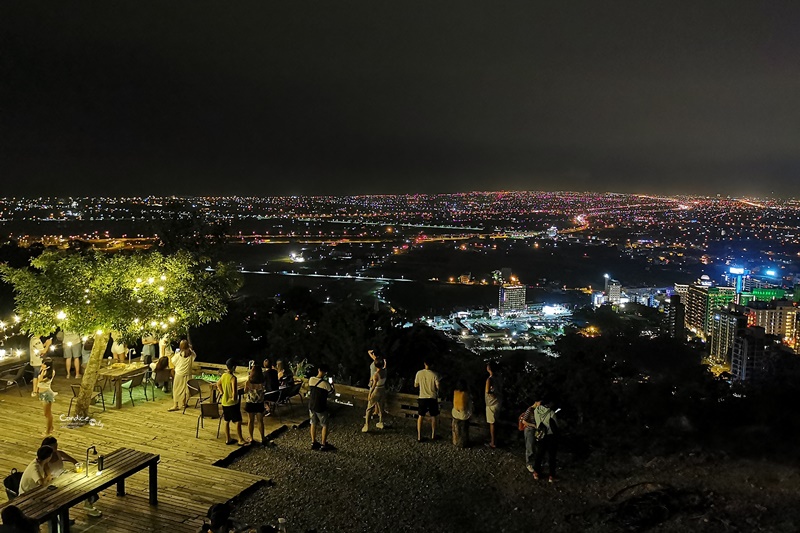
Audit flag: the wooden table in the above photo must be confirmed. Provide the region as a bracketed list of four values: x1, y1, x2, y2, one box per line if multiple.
[98, 363, 148, 409]
[0, 447, 159, 533]
[201, 371, 249, 403]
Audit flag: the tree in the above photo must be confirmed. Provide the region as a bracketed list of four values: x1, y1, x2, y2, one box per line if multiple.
[0, 250, 242, 418]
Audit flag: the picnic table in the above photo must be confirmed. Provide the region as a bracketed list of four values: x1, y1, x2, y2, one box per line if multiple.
[0, 447, 159, 533]
[98, 362, 148, 409]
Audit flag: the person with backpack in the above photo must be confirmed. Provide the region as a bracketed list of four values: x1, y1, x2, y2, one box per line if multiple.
[520, 398, 560, 482]
[308, 364, 335, 451]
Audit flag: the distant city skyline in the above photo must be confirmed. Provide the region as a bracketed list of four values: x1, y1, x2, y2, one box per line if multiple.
[2, 2, 799, 197]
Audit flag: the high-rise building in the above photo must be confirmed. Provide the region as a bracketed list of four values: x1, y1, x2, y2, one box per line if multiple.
[499, 283, 526, 315]
[663, 295, 686, 340]
[743, 299, 797, 351]
[607, 279, 623, 305]
[686, 283, 736, 339]
[730, 326, 768, 382]
[673, 283, 689, 302]
[709, 307, 747, 363]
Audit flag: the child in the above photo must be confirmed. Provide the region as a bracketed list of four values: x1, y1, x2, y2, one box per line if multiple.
[38, 358, 56, 436]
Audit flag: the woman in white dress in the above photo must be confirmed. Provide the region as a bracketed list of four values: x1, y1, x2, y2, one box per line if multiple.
[169, 340, 196, 412]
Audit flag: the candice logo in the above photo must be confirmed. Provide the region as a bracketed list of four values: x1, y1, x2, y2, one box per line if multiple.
[59, 414, 105, 428]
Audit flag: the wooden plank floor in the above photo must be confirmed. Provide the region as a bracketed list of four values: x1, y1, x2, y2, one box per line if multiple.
[0, 368, 308, 532]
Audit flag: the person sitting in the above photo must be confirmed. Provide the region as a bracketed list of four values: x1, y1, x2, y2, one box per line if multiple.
[198, 503, 235, 533]
[0, 505, 38, 533]
[151, 356, 173, 392]
[19, 446, 53, 495]
[276, 360, 294, 388]
[41, 436, 102, 517]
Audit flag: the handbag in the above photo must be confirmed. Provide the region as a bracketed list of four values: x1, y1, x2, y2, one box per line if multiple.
[517, 412, 526, 432]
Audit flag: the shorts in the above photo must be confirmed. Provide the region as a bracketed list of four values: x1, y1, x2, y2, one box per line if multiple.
[245, 402, 265, 414]
[64, 343, 82, 359]
[418, 398, 439, 417]
[39, 390, 55, 403]
[486, 404, 501, 424]
[222, 404, 242, 423]
[309, 410, 329, 428]
[367, 388, 385, 411]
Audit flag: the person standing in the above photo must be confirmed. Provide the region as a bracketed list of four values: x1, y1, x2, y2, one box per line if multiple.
[485, 361, 503, 448]
[263, 358, 280, 415]
[41, 436, 102, 517]
[62, 331, 83, 379]
[169, 340, 196, 412]
[38, 358, 56, 436]
[245, 364, 266, 445]
[414, 359, 440, 442]
[110, 332, 127, 363]
[308, 364, 335, 451]
[28, 335, 52, 397]
[141, 334, 159, 365]
[218, 359, 248, 446]
[362, 358, 386, 433]
[522, 399, 559, 482]
[451, 380, 473, 447]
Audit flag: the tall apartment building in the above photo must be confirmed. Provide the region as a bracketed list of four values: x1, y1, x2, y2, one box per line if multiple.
[607, 279, 623, 305]
[709, 307, 747, 364]
[663, 295, 686, 340]
[743, 299, 797, 350]
[730, 326, 767, 382]
[499, 283, 526, 315]
[686, 283, 736, 339]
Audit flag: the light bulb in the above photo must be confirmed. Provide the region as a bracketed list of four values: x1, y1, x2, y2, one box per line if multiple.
[56, 311, 67, 320]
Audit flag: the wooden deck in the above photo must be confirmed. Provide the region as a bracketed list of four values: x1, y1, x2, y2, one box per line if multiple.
[0, 368, 308, 532]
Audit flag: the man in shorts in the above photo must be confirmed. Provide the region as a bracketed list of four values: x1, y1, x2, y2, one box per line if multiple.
[217, 359, 248, 446]
[414, 359, 440, 442]
[308, 364, 335, 451]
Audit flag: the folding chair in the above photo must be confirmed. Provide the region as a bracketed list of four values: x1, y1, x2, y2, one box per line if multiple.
[121, 371, 149, 406]
[68, 384, 106, 416]
[196, 402, 223, 439]
[0, 364, 27, 396]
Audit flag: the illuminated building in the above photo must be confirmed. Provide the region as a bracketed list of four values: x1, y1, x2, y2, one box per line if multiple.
[499, 284, 526, 315]
[742, 300, 797, 351]
[607, 279, 622, 305]
[686, 283, 736, 339]
[730, 326, 768, 382]
[709, 307, 747, 364]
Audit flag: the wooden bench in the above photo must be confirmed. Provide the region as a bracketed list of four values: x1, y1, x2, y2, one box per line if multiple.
[0, 447, 159, 533]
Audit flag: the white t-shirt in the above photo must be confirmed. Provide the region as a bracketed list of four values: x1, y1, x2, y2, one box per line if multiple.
[171, 350, 196, 376]
[414, 369, 439, 399]
[19, 459, 47, 495]
[62, 331, 82, 346]
[29, 336, 45, 366]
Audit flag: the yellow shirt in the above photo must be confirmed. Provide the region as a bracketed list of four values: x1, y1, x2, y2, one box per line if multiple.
[218, 372, 237, 407]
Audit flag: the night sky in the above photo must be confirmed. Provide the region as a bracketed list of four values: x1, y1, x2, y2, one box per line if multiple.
[2, 2, 799, 197]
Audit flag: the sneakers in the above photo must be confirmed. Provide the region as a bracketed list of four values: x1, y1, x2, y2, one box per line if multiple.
[532, 472, 539, 480]
[376, 422, 385, 429]
[311, 441, 321, 451]
[84, 503, 102, 518]
[548, 476, 555, 484]
[526, 465, 534, 473]
[320, 443, 337, 452]
[362, 424, 369, 433]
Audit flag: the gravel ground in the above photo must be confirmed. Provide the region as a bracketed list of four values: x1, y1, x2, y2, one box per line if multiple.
[227, 405, 800, 533]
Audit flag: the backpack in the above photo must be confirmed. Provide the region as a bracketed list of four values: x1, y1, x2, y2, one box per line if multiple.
[308, 379, 330, 413]
[4, 468, 22, 500]
[83, 336, 95, 352]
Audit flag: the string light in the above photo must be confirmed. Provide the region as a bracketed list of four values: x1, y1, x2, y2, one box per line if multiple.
[56, 311, 67, 320]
